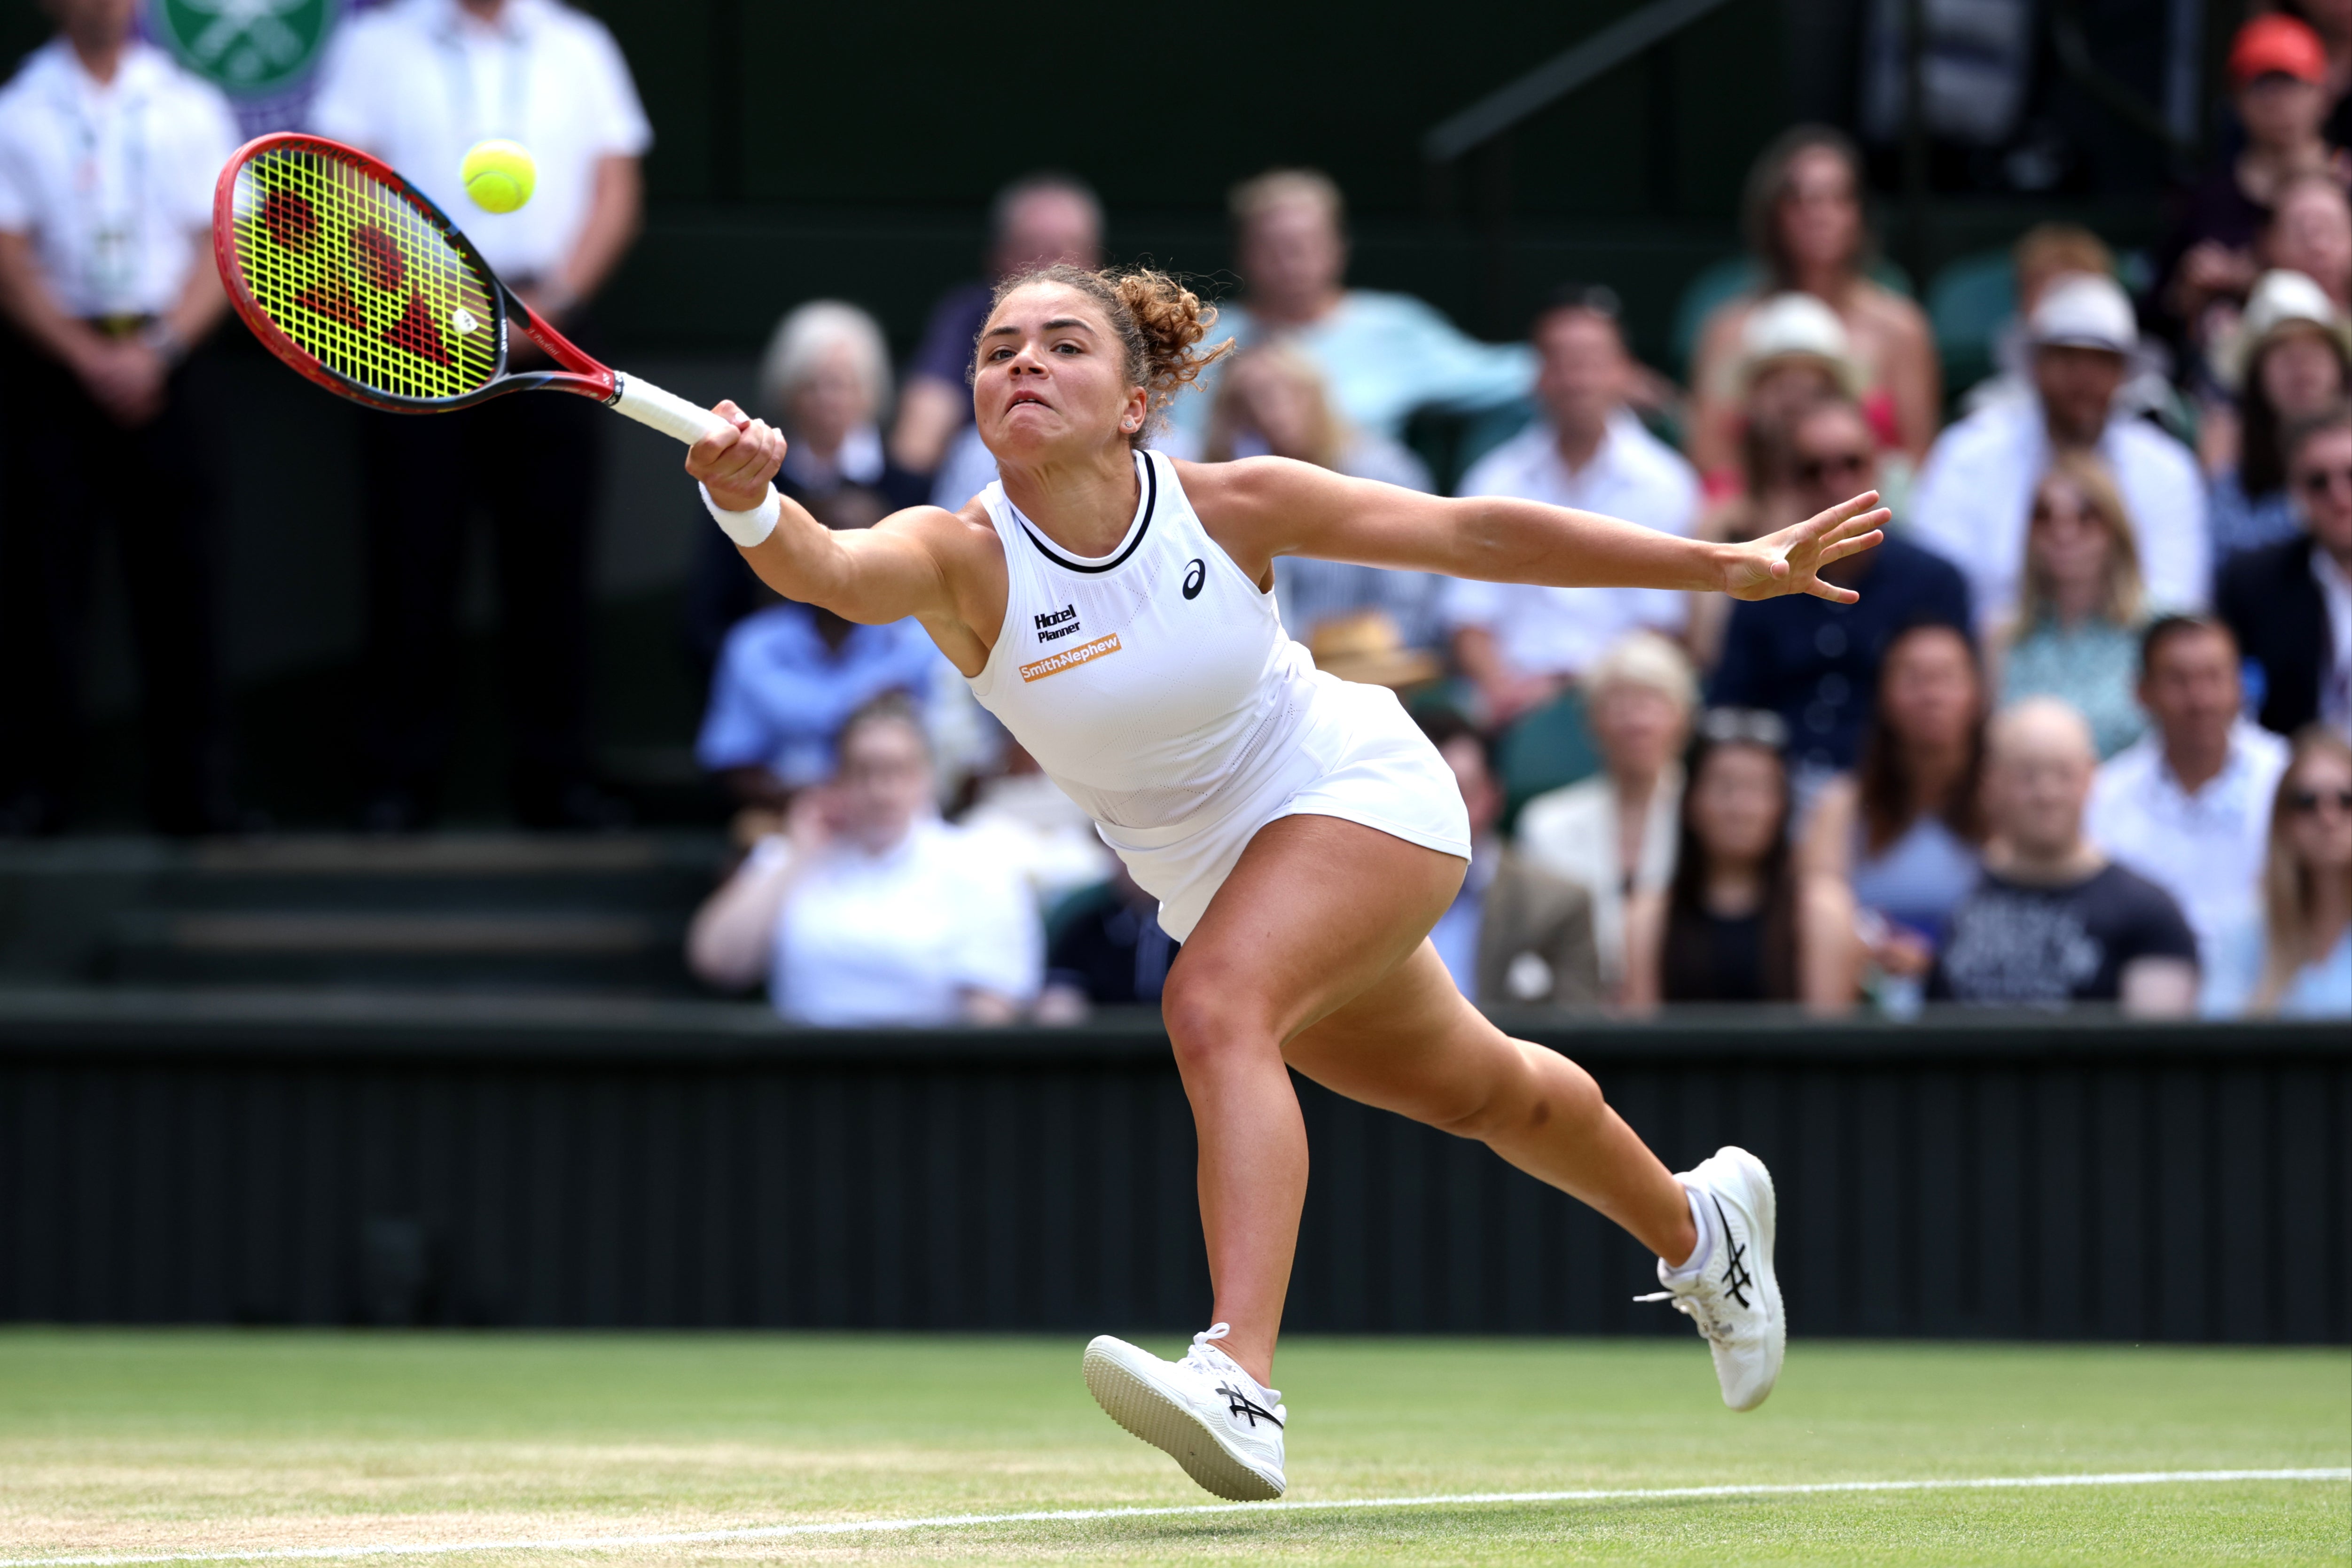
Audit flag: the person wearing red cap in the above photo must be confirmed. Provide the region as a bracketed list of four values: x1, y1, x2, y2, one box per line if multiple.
[2161, 13, 2349, 355]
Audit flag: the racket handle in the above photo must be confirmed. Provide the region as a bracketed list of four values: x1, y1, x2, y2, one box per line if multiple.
[607, 372, 733, 445]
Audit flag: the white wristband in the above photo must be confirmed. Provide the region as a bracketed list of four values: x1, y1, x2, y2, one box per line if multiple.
[699, 482, 780, 548]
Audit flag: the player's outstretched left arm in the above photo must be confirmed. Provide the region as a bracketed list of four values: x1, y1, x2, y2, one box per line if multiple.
[1180, 456, 1888, 603]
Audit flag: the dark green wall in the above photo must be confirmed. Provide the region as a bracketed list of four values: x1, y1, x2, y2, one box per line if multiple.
[581, 0, 1791, 220]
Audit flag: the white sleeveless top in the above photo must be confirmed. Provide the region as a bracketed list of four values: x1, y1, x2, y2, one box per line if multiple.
[967, 450, 1323, 831]
[964, 450, 1470, 940]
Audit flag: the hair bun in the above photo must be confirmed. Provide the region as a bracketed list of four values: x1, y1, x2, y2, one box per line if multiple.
[986, 264, 1235, 443]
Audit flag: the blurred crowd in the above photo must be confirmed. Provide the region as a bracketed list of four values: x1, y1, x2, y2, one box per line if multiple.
[0, 0, 2343, 1022]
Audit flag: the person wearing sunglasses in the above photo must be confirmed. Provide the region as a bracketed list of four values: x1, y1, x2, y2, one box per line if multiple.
[1992, 453, 2150, 760]
[1711, 395, 1971, 794]
[2219, 401, 2352, 736]
[2202, 725, 2352, 1015]
[1911, 274, 2209, 637]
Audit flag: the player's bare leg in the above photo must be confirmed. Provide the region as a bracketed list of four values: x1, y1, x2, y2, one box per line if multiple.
[1283, 942, 1696, 1259]
[1083, 814, 1778, 1500]
[1153, 814, 1705, 1389]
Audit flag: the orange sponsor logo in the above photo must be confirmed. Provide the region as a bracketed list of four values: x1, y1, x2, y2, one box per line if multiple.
[1020, 632, 1122, 682]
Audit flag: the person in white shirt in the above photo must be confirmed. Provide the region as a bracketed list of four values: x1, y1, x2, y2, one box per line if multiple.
[1441, 288, 1701, 725]
[0, 0, 241, 835]
[2087, 615, 2291, 963]
[307, 0, 651, 832]
[686, 699, 1043, 1026]
[1161, 168, 1533, 446]
[1910, 274, 2209, 633]
[1515, 632, 1696, 996]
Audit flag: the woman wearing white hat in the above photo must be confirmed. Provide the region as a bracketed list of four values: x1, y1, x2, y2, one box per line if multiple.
[1688, 127, 1941, 482]
[2207, 268, 2352, 563]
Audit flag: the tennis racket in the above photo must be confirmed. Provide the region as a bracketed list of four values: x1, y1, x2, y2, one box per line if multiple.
[211, 132, 728, 444]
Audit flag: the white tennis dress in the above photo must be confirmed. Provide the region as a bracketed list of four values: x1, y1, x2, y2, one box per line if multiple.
[966, 450, 1470, 941]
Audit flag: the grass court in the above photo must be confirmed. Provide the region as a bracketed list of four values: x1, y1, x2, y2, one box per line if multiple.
[0, 1330, 2344, 1566]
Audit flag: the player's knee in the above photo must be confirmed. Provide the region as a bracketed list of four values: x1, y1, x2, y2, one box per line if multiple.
[1160, 968, 1276, 1074]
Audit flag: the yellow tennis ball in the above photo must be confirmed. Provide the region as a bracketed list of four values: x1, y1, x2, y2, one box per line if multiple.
[461, 140, 536, 215]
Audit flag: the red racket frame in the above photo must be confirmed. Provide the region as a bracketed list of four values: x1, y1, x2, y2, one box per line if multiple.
[211, 132, 616, 415]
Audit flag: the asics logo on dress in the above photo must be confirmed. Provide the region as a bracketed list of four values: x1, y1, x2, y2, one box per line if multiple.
[1713, 1194, 1755, 1309]
[1182, 558, 1206, 600]
[1217, 1381, 1281, 1428]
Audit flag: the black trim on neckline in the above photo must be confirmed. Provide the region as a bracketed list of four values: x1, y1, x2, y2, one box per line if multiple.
[1018, 452, 1157, 574]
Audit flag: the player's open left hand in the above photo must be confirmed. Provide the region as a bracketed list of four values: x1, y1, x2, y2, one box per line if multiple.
[1722, 490, 1889, 604]
[686, 399, 787, 512]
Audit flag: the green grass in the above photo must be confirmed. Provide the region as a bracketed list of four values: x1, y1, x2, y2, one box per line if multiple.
[0, 1331, 2343, 1565]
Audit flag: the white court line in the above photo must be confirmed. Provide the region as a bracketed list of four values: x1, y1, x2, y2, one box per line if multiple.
[2, 1467, 2343, 1567]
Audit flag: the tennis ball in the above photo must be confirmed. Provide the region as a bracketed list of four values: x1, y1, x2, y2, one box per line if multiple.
[461, 140, 536, 215]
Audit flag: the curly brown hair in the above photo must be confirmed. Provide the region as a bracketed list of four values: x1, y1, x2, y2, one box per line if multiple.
[983, 264, 1235, 444]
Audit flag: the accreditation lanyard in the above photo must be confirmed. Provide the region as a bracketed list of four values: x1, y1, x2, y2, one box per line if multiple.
[62, 65, 150, 313]
[435, 9, 533, 149]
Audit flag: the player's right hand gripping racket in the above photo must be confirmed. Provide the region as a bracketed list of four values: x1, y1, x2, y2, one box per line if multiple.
[213, 132, 729, 444]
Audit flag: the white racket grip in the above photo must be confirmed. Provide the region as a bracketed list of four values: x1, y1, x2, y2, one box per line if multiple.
[607, 372, 732, 445]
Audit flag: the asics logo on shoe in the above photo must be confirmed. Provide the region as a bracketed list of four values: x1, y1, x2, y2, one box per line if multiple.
[1713, 1194, 1754, 1309]
[1217, 1381, 1282, 1429]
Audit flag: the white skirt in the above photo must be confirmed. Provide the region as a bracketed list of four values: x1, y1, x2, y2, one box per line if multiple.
[1092, 673, 1472, 942]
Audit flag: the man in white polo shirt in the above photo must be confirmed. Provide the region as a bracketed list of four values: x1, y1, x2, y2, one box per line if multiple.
[1440, 286, 1699, 727]
[308, 0, 650, 832]
[2086, 615, 2290, 965]
[1910, 274, 2209, 631]
[0, 0, 240, 835]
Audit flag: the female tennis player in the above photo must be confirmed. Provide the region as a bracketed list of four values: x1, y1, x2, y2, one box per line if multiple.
[684, 265, 1884, 1502]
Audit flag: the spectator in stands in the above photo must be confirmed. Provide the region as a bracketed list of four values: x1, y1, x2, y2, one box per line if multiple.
[1693, 294, 1868, 584]
[2263, 172, 2352, 310]
[312, 0, 649, 832]
[1034, 862, 1179, 1022]
[2088, 616, 2292, 964]
[890, 172, 1101, 477]
[2207, 270, 2352, 562]
[1930, 699, 2199, 1014]
[1711, 396, 1972, 784]
[1516, 633, 1695, 998]
[685, 301, 930, 683]
[687, 698, 1041, 1025]
[1198, 342, 1440, 653]
[956, 741, 1116, 908]
[1961, 223, 2117, 414]
[2278, 0, 2352, 145]
[1911, 274, 2207, 631]
[1688, 126, 1939, 479]
[1441, 288, 1699, 726]
[1417, 710, 1601, 1006]
[2203, 724, 2352, 1015]
[1624, 709, 1858, 1011]
[0, 0, 240, 836]
[1963, 225, 2181, 432]
[695, 557, 946, 820]
[2221, 402, 2352, 735]
[1798, 622, 1987, 994]
[1993, 456, 2150, 759]
[1163, 168, 1532, 445]
[2160, 15, 2344, 349]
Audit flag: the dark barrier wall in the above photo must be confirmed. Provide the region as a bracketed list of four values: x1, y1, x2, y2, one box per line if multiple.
[0, 994, 2344, 1342]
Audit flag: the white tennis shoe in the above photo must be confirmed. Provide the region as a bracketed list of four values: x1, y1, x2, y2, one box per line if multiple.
[1639, 1145, 1785, 1412]
[1082, 1323, 1287, 1500]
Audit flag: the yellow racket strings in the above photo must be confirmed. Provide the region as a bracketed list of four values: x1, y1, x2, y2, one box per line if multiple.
[229, 146, 499, 402]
